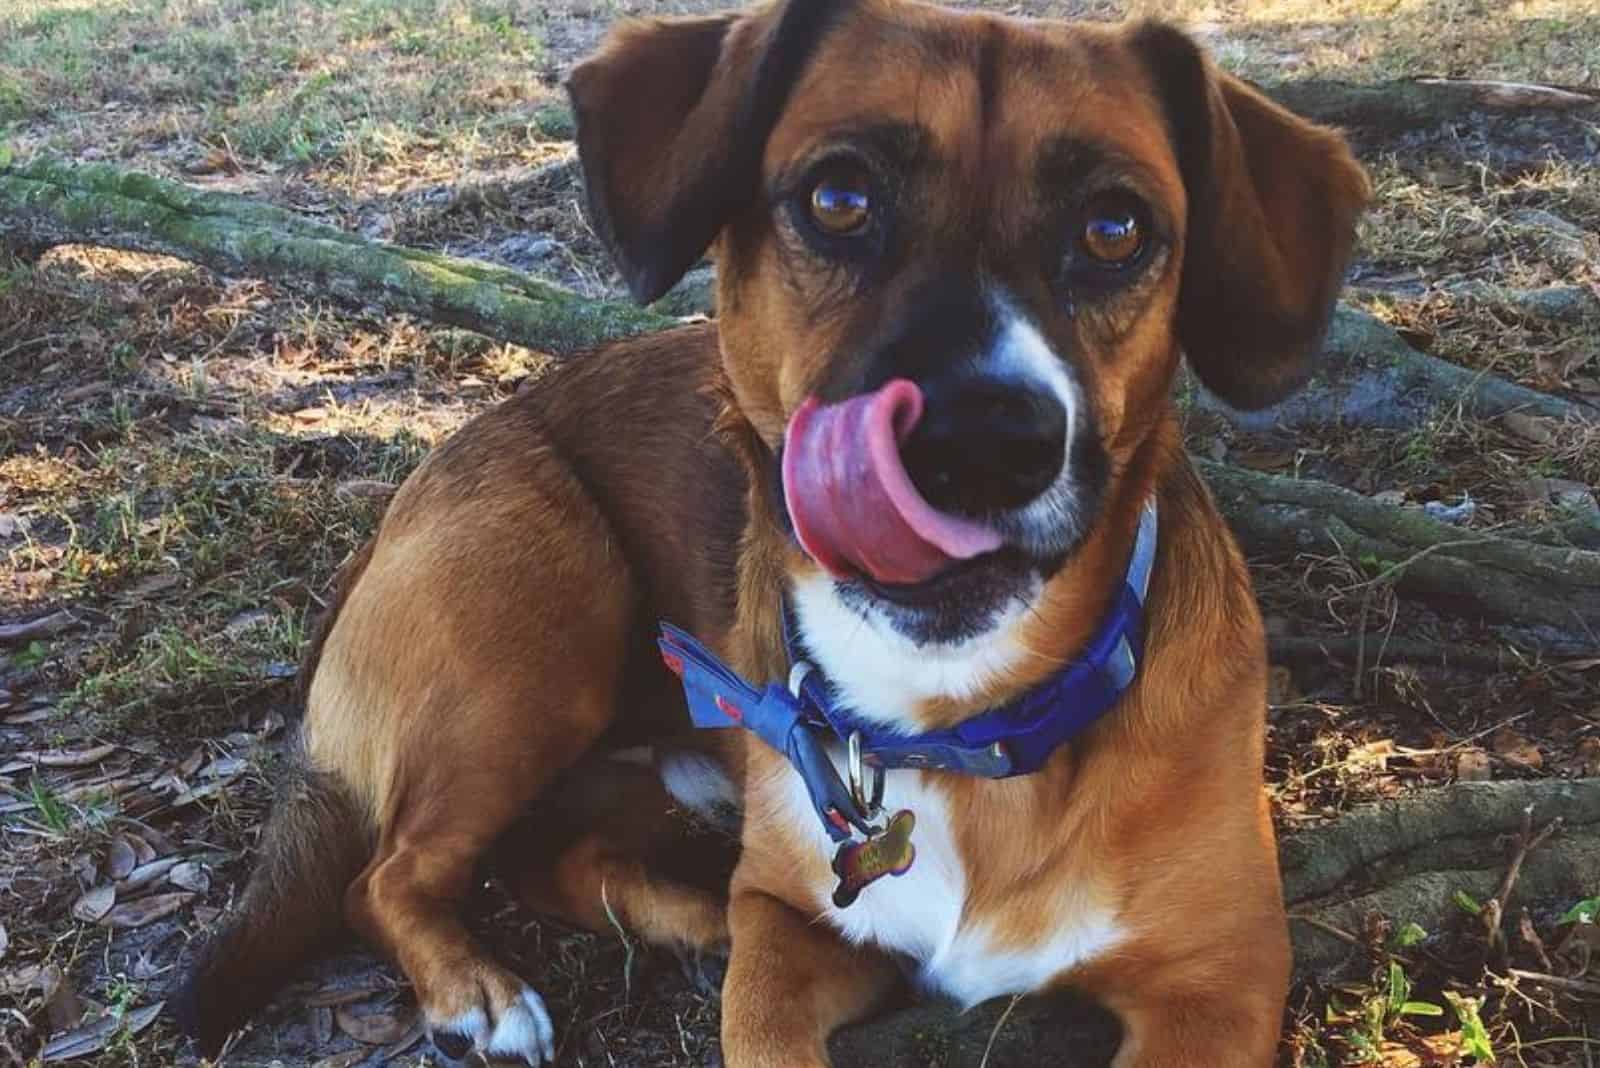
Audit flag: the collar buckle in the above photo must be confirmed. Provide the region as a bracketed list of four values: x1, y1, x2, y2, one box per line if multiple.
[846, 730, 886, 823]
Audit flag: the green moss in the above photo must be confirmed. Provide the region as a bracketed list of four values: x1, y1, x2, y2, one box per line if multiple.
[533, 103, 577, 142]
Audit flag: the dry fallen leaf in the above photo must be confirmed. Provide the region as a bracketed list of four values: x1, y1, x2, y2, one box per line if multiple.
[305, 983, 390, 1008]
[41, 965, 83, 1033]
[223, 608, 274, 636]
[22, 745, 119, 769]
[335, 479, 398, 500]
[1536, 344, 1597, 386]
[39, 1002, 163, 1062]
[336, 1004, 417, 1045]
[382, 1017, 425, 1059]
[311, 1051, 368, 1068]
[72, 884, 116, 924]
[168, 861, 210, 894]
[1491, 729, 1543, 771]
[1569, 737, 1600, 777]
[169, 780, 230, 807]
[100, 891, 194, 929]
[120, 856, 183, 892]
[106, 837, 137, 881]
[0, 964, 43, 997]
[121, 573, 183, 600]
[1501, 411, 1559, 445]
[1456, 748, 1493, 782]
[310, 1004, 335, 1047]
[200, 755, 248, 780]
[124, 832, 157, 866]
[1347, 739, 1396, 772]
[131, 822, 177, 856]
[176, 747, 206, 779]
[70, 853, 98, 889]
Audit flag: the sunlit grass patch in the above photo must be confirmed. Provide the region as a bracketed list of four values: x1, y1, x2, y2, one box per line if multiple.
[1359, 155, 1599, 282]
[2, 0, 550, 173]
[29, 424, 422, 730]
[1136, 0, 1600, 85]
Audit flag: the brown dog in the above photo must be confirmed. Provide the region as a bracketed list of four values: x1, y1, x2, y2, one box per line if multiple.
[173, 1, 1369, 1064]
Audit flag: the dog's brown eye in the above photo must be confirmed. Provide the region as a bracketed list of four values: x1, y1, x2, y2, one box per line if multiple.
[809, 173, 872, 236]
[1080, 200, 1145, 265]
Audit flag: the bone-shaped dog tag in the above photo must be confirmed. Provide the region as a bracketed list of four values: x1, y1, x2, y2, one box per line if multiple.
[831, 809, 916, 908]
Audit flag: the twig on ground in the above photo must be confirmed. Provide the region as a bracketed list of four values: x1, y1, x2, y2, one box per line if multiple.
[1269, 635, 1527, 673]
[1509, 970, 1600, 998]
[1287, 913, 1364, 950]
[1520, 908, 1556, 973]
[979, 995, 1024, 1068]
[0, 610, 83, 645]
[1483, 806, 1564, 959]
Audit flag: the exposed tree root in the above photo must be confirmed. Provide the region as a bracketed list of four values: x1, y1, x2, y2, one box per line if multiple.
[0, 156, 674, 356]
[1266, 77, 1599, 134]
[1189, 303, 1599, 433]
[1200, 460, 1600, 637]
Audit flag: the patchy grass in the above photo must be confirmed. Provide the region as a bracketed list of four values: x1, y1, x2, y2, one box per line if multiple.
[1360, 157, 1600, 287]
[2, 0, 556, 186]
[1188, 0, 1600, 86]
[0, 247, 526, 1066]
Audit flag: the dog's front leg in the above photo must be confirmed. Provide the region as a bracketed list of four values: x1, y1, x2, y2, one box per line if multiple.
[1107, 986, 1285, 1068]
[720, 888, 899, 1068]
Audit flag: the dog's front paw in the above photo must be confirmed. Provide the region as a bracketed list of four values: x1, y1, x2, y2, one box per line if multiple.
[428, 982, 555, 1066]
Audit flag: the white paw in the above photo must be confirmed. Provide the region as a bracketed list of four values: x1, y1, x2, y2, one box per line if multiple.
[486, 989, 555, 1063]
[434, 987, 555, 1065]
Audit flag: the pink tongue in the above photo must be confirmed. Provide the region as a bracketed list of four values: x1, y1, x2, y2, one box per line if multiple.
[782, 379, 1003, 585]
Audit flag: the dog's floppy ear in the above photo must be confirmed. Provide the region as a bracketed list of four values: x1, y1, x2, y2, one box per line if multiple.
[1130, 22, 1372, 410]
[567, 1, 851, 306]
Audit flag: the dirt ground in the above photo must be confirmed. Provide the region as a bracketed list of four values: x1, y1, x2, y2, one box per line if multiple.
[2, 0, 1598, 1065]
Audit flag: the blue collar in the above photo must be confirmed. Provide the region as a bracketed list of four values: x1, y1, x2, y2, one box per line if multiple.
[657, 501, 1158, 844]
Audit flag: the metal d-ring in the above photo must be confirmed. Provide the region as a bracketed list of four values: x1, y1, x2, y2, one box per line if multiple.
[788, 660, 814, 699]
[846, 730, 886, 822]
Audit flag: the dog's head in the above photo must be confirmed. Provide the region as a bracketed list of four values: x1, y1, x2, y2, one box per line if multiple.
[569, 0, 1369, 650]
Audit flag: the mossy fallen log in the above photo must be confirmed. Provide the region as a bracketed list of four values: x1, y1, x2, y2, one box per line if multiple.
[0, 156, 673, 356]
[1266, 77, 1599, 133]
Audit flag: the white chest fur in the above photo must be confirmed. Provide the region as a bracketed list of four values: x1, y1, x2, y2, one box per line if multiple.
[788, 573, 1035, 728]
[768, 752, 1123, 1007]
[770, 578, 1127, 1005]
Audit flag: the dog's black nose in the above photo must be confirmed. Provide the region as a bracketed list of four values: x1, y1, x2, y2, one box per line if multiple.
[902, 378, 1067, 516]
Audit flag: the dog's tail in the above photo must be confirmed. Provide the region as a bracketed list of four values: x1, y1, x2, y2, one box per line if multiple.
[170, 756, 370, 1053]
[171, 543, 376, 1054]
